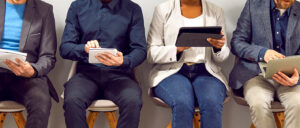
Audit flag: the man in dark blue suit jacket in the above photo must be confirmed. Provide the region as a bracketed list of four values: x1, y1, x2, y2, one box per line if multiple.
[230, 0, 300, 127]
[60, 0, 146, 128]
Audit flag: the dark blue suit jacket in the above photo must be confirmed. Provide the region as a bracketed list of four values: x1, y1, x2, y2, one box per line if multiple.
[230, 0, 300, 89]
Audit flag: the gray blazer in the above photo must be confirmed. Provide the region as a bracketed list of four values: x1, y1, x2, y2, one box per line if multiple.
[229, 0, 300, 90]
[0, 0, 58, 101]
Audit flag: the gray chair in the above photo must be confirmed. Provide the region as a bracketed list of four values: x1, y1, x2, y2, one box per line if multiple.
[63, 61, 119, 128]
[149, 88, 230, 128]
[0, 101, 26, 128]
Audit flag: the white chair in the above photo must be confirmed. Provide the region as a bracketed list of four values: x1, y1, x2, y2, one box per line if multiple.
[63, 61, 119, 128]
[148, 88, 230, 128]
[0, 101, 26, 128]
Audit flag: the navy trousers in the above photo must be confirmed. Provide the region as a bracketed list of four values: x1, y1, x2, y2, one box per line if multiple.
[63, 67, 142, 128]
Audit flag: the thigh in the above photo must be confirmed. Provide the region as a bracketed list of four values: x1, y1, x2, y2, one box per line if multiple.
[153, 73, 194, 107]
[192, 75, 226, 105]
[103, 75, 142, 104]
[8, 77, 51, 107]
[243, 76, 275, 105]
[277, 85, 300, 107]
[64, 73, 99, 106]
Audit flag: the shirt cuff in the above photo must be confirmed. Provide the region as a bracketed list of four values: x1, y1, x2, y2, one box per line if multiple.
[258, 48, 268, 62]
[31, 65, 38, 78]
[120, 56, 130, 68]
[297, 77, 300, 86]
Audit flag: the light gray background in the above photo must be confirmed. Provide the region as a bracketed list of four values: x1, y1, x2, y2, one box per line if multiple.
[4, 0, 294, 127]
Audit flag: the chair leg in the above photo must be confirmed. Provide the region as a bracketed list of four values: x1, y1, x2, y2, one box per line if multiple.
[0, 113, 7, 128]
[105, 111, 118, 128]
[193, 112, 201, 128]
[87, 111, 99, 128]
[12, 112, 26, 128]
[250, 123, 255, 128]
[274, 112, 284, 128]
[166, 120, 172, 128]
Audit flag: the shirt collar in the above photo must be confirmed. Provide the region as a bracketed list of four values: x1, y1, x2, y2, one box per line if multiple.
[99, 0, 119, 10]
[271, 0, 292, 16]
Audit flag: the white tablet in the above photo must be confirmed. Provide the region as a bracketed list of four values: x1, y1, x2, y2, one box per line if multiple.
[259, 55, 300, 79]
[88, 48, 117, 64]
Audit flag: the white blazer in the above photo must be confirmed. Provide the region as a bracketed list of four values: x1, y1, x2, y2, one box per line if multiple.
[147, 0, 231, 92]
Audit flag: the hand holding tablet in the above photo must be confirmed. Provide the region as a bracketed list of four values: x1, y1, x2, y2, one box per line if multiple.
[89, 48, 118, 63]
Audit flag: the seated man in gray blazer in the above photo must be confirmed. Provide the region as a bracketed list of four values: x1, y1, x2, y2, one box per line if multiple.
[0, 0, 58, 127]
[230, 0, 300, 127]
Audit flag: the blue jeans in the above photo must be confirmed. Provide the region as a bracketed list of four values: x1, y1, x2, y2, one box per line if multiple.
[153, 64, 226, 128]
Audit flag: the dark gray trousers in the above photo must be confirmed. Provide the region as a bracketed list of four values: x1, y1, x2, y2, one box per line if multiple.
[0, 73, 51, 128]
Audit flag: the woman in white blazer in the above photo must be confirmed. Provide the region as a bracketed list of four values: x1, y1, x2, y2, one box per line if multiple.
[147, 0, 230, 128]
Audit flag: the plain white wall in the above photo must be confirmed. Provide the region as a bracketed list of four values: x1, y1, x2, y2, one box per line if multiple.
[2, 0, 273, 127]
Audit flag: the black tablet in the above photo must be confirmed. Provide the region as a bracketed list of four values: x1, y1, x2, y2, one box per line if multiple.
[175, 26, 223, 47]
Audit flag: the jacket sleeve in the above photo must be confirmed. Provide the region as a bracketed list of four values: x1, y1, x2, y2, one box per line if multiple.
[30, 5, 57, 77]
[60, 2, 87, 62]
[211, 7, 230, 63]
[147, 6, 179, 64]
[120, 5, 147, 69]
[230, 0, 266, 62]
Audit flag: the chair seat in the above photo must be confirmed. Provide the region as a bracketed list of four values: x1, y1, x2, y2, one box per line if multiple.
[0, 101, 25, 112]
[87, 100, 119, 112]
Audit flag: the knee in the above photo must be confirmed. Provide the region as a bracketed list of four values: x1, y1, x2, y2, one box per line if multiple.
[63, 96, 88, 110]
[198, 96, 223, 111]
[119, 95, 143, 110]
[171, 97, 194, 112]
[284, 97, 300, 113]
[26, 95, 51, 116]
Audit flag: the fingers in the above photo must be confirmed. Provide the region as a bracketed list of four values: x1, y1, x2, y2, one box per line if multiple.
[207, 38, 225, 49]
[277, 72, 290, 81]
[85, 40, 101, 53]
[293, 68, 299, 77]
[272, 73, 289, 86]
[5, 59, 21, 76]
[15, 58, 25, 67]
[96, 53, 115, 66]
[117, 51, 123, 57]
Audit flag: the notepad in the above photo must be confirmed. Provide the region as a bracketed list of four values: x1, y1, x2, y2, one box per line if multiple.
[0, 49, 27, 70]
[88, 48, 117, 64]
[259, 55, 300, 79]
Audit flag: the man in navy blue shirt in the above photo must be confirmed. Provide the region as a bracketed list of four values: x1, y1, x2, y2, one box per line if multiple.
[60, 0, 146, 127]
[230, 0, 300, 127]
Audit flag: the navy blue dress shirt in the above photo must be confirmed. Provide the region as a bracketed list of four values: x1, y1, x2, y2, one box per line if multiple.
[258, 0, 291, 61]
[60, 0, 146, 71]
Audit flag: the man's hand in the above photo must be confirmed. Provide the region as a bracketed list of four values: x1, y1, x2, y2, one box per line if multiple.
[177, 47, 190, 53]
[5, 58, 35, 78]
[85, 40, 100, 53]
[96, 51, 124, 66]
[272, 68, 299, 87]
[207, 31, 225, 49]
[264, 50, 285, 63]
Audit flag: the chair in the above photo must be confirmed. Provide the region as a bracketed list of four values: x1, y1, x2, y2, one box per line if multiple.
[232, 91, 285, 128]
[64, 61, 119, 128]
[148, 88, 230, 128]
[0, 101, 26, 128]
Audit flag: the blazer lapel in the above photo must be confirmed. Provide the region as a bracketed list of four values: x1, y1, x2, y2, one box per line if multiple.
[261, 0, 273, 48]
[19, 0, 35, 51]
[0, 0, 6, 43]
[285, 4, 299, 55]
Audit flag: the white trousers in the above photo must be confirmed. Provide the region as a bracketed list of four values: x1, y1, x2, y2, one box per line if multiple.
[244, 76, 300, 128]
